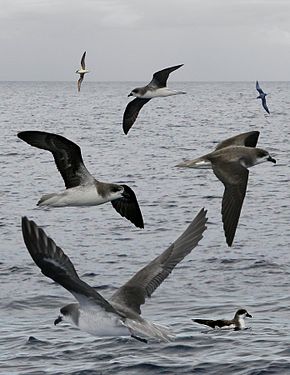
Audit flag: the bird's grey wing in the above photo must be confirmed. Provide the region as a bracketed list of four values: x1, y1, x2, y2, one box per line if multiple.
[110, 208, 207, 314]
[122, 98, 151, 134]
[215, 131, 260, 150]
[111, 185, 144, 228]
[80, 51, 86, 70]
[17, 131, 93, 188]
[256, 80, 264, 95]
[78, 74, 84, 92]
[212, 161, 248, 247]
[148, 64, 184, 88]
[21, 217, 117, 314]
[262, 98, 270, 114]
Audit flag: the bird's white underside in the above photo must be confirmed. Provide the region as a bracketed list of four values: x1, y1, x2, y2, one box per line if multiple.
[38, 185, 114, 207]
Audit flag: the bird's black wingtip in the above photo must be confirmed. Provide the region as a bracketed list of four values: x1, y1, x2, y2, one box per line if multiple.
[122, 125, 129, 135]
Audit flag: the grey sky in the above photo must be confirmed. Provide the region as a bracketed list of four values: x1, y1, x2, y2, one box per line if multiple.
[1, 0, 290, 81]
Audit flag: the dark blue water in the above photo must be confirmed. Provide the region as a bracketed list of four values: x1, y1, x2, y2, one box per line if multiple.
[0, 81, 289, 374]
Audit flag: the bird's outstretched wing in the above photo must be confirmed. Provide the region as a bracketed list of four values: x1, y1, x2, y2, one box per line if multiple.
[110, 208, 207, 314]
[148, 64, 184, 88]
[21, 217, 117, 313]
[78, 74, 84, 92]
[111, 185, 144, 228]
[262, 97, 270, 114]
[215, 131, 260, 150]
[80, 51, 86, 70]
[256, 80, 264, 95]
[17, 131, 94, 188]
[212, 161, 248, 247]
[122, 98, 151, 134]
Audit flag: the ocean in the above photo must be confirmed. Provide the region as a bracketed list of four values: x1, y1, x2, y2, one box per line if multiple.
[0, 81, 289, 374]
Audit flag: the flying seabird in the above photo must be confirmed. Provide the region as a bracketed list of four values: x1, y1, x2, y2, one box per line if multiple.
[256, 81, 270, 114]
[193, 309, 252, 330]
[76, 51, 89, 92]
[21, 208, 207, 342]
[17, 131, 144, 228]
[123, 64, 186, 135]
[176, 131, 276, 246]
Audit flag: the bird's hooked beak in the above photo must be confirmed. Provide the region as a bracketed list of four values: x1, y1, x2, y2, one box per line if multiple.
[267, 156, 276, 164]
[246, 313, 252, 318]
[128, 93, 133, 97]
[54, 315, 63, 325]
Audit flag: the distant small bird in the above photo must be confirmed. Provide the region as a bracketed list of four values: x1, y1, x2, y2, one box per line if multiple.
[193, 309, 252, 330]
[17, 131, 144, 228]
[256, 81, 270, 114]
[123, 65, 186, 134]
[21, 208, 207, 342]
[176, 131, 276, 246]
[76, 51, 89, 92]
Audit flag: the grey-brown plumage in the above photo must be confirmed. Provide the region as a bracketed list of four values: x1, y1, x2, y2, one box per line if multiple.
[17, 131, 144, 228]
[176, 131, 276, 246]
[21, 208, 207, 341]
[110, 208, 207, 315]
[193, 309, 252, 330]
[22, 216, 117, 314]
[123, 64, 185, 135]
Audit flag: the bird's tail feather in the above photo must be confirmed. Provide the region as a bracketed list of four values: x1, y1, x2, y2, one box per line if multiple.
[37, 193, 57, 206]
[125, 318, 175, 342]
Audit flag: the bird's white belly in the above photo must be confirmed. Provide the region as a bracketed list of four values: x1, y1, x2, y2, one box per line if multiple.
[38, 186, 109, 207]
[142, 87, 180, 99]
[78, 309, 129, 337]
[76, 69, 89, 74]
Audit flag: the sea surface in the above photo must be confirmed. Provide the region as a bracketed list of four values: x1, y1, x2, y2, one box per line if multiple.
[0, 81, 289, 375]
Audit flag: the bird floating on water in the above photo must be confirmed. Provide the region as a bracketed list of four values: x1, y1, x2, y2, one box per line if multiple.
[193, 308, 252, 330]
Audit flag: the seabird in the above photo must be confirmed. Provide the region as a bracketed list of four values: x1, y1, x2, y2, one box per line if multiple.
[193, 309, 252, 330]
[256, 81, 270, 114]
[76, 51, 89, 92]
[176, 131, 276, 246]
[21, 208, 207, 342]
[17, 131, 144, 228]
[123, 64, 186, 135]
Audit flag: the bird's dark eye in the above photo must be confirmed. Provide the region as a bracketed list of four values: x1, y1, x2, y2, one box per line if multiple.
[111, 186, 121, 193]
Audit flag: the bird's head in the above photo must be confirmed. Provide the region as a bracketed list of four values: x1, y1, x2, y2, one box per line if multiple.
[128, 88, 140, 98]
[255, 149, 276, 165]
[235, 308, 252, 319]
[109, 184, 125, 200]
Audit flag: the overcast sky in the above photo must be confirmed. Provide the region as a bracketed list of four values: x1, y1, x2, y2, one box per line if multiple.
[1, 0, 290, 81]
